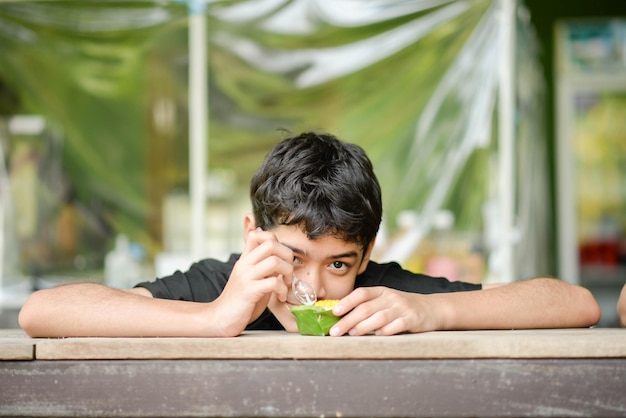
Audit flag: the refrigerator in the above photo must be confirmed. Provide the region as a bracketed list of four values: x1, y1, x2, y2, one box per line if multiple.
[555, 17, 626, 325]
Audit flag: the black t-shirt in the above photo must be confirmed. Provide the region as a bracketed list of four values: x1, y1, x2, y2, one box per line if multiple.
[136, 253, 481, 330]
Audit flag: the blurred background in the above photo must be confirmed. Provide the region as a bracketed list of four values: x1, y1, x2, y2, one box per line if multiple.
[0, 0, 625, 327]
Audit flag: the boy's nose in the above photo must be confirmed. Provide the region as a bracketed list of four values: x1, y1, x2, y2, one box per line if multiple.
[304, 270, 326, 299]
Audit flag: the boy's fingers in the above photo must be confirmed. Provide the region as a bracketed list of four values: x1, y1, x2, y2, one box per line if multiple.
[329, 288, 394, 336]
[242, 230, 294, 267]
[241, 273, 288, 302]
[333, 287, 379, 316]
[329, 305, 371, 336]
[276, 274, 288, 302]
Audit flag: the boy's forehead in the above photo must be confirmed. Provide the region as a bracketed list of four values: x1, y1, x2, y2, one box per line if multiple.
[272, 225, 363, 258]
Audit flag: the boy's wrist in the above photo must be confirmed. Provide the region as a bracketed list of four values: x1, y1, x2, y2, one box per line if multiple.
[180, 301, 231, 337]
[423, 293, 456, 332]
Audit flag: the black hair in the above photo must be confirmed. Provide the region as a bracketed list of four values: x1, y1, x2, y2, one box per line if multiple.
[250, 132, 382, 249]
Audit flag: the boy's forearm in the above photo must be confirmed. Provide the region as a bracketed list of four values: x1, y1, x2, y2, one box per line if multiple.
[18, 283, 219, 338]
[434, 278, 601, 331]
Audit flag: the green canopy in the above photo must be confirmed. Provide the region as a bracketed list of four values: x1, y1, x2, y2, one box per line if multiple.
[0, 0, 551, 284]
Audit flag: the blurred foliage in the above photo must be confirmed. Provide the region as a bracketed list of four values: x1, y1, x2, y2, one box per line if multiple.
[0, 0, 551, 279]
[0, 1, 189, 265]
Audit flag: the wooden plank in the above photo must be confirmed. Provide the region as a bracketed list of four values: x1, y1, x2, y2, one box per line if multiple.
[1, 358, 625, 417]
[33, 328, 626, 360]
[0, 329, 34, 360]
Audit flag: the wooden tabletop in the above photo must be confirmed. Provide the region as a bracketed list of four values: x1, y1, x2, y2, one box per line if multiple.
[2, 328, 625, 360]
[0, 329, 34, 360]
[2, 328, 626, 417]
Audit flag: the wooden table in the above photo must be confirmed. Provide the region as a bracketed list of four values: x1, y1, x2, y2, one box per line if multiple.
[1, 328, 625, 417]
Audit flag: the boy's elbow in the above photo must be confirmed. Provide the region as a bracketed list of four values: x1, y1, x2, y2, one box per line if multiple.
[587, 303, 602, 328]
[617, 285, 626, 327]
[18, 291, 48, 337]
[17, 310, 35, 337]
[579, 286, 601, 327]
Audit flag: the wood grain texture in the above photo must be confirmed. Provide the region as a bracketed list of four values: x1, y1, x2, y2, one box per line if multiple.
[1, 358, 625, 417]
[0, 328, 621, 360]
[0, 329, 34, 360]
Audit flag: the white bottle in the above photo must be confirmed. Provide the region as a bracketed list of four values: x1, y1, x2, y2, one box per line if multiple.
[104, 234, 140, 288]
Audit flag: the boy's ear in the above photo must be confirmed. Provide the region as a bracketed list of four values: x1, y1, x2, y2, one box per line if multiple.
[357, 238, 376, 275]
[243, 213, 257, 238]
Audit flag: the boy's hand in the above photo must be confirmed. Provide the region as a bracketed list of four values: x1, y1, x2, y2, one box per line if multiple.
[211, 228, 294, 336]
[329, 287, 446, 336]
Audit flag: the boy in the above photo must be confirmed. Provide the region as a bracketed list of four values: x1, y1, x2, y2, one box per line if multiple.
[19, 132, 601, 337]
[617, 284, 626, 327]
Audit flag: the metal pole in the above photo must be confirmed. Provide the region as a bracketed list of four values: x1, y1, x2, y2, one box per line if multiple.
[188, 0, 208, 261]
[497, 0, 516, 282]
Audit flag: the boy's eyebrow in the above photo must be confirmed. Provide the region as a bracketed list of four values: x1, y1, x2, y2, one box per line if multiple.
[327, 250, 360, 260]
[282, 243, 359, 260]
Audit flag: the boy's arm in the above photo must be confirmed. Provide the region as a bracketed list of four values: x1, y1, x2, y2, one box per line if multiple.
[432, 278, 600, 331]
[618, 284, 626, 327]
[19, 230, 295, 338]
[330, 277, 601, 336]
[19, 230, 294, 338]
[18, 283, 230, 337]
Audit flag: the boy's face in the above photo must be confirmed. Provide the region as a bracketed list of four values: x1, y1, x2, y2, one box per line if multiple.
[246, 219, 374, 332]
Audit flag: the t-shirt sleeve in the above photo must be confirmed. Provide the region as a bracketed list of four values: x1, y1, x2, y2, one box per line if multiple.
[134, 256, 236, 302]
[356, 260, 482, 294]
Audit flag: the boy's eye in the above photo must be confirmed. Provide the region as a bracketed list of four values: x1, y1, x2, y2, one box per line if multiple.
[293, 256, 303, 265]
[331, 261, 346, 269]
